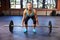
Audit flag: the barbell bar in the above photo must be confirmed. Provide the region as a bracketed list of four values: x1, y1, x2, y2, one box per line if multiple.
[3, 24, 60, 28]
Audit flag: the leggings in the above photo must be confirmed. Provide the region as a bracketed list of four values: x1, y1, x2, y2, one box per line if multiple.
[25, 15, 36, 25]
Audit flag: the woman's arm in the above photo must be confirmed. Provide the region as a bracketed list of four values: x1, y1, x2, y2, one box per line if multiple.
[34, 9, 39, 25]
[22, 9, 26, 25]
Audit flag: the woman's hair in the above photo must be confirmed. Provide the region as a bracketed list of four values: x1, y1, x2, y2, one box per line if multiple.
[27, 2, 32, 4]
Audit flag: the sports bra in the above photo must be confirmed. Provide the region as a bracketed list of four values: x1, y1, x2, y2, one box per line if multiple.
[26, 9, 34, 17]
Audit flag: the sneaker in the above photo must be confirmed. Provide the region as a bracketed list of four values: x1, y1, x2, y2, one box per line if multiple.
[33, 29, 36, 33]
[24, 29, 27, 33]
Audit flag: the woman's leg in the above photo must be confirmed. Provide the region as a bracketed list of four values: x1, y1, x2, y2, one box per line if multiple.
[24, 24, 28, 33]
[24, 16, 30, 33]
[32, 24, 36, 33]
[31, 16, 36, 32]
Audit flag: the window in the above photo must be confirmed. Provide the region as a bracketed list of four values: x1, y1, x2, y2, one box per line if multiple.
[37, 0, 43, 8]
[33, 0, 37, 8]
[28, 0, 32, 3]
[10, 0, 57, 9]
[10, 0, 21, 9]
[45, 0, 56, 9]
[23, 0, 27, 8]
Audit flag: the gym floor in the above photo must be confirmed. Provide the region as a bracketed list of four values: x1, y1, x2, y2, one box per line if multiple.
[0, 16, 60, 40]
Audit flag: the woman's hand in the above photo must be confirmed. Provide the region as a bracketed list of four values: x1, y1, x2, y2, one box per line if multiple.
[22, 21, 25, 27]
[36, 20, 39, 26]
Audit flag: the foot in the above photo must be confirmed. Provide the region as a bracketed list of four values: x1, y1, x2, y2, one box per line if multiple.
[33, 29, 36, 33]
[24, 29, 27, 33]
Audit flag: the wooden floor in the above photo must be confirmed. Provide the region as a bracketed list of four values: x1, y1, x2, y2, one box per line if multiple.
[0, 16, 60, 40]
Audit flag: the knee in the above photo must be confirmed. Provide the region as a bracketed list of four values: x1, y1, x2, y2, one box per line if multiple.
[25, 20, 28, 25]
[33, 20, 36, 24]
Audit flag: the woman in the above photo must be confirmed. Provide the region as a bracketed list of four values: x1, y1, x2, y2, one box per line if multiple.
[22, 2, 39, 33]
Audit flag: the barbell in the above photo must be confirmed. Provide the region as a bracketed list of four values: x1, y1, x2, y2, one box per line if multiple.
[3, 20, 53, 34]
